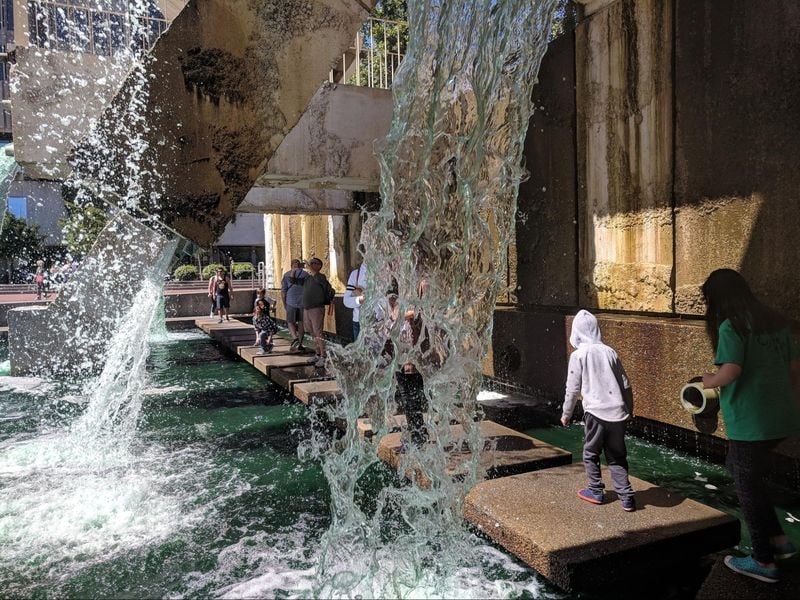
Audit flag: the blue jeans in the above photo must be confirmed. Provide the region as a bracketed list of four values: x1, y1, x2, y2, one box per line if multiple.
[351, 320, 360, 341]
[259, 330, 272, 351]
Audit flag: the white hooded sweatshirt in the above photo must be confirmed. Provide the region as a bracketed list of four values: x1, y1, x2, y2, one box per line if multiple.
[563, 310, 632, 422]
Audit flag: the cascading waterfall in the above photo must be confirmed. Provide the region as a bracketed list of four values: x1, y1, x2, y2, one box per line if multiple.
[311, 0, 557, 596]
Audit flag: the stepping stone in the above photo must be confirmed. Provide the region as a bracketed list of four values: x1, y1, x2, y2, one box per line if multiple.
[357, 414, 407, 439]
[463, 463, 740, 592]
[696, 556, 800, 600]
[251, 354, 317, 376]
[237, 343, 292, 363]
[271, 366, 333, 392]
[294, 380, 343, 406]
[377, 420, 571, 486]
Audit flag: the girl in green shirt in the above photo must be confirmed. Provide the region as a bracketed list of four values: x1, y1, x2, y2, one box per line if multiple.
[701, 269, 800, 583]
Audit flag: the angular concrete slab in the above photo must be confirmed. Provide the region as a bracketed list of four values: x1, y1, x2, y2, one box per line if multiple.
[463, 463, 740, 592]
[194, 317, 252, 334]
[358, 414, 407, 439]
[696, 556, 800, 600]
[270, 366, 332, 392]
[377, 421, 572, 484]
[293, 380, 342, 406]
[237, 344, 293, 365]
[254, 83, 392, 193]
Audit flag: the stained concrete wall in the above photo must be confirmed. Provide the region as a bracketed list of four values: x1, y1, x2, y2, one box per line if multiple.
[575, 0, 673, 312]
[11, 48, 132, 180]
[673, 0, 800, 321]
[496, 0, 800, 444]
[515, 33, 577, 308]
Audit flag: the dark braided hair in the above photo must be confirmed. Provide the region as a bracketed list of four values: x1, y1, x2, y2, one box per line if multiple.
[701, 269, 787, 351]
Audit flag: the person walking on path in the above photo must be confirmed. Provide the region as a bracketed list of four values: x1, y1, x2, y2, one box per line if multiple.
[253, 298, 278, 355]
[701, 268, 800, 584]
[302, 257, 335, 368]
[208, 267, 233, 323]
[561, 309, 636, 512]
[281, 259, 308, 352]
[343, 262, 367, 342]
[34, 259, 46, 300]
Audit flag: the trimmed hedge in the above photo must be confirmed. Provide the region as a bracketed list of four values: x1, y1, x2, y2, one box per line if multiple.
[202, 263, 225, 279]
[173, 265, 199, 281]
[232, 262, 254, 280]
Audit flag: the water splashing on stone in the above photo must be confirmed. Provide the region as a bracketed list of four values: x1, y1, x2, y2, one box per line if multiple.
[308, 0, 558, 596]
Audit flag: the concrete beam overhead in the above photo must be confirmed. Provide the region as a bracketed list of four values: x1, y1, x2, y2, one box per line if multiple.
[237, 187, 358, 215]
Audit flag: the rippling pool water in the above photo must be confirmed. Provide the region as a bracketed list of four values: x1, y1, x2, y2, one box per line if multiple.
[1, 332, 797, 598]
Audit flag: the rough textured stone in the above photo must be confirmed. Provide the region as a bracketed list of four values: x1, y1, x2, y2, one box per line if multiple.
[377, 421, 572, 487]
[674, 0, 800, 321]
[516, 33, 577, 308]
[575, 0, 674, 312]
[256, 83, 392, 191]
[489, 309, 569, 401]
[464, 463, 740, 592]
[270, 366, 331, 392]
[696, 556, 800, 600]
[68, 0, 374, 246]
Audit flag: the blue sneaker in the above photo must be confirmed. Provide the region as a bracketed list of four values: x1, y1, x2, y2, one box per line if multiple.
[621, 495, 636, 512]
[773, 541, 797, 560]
[577, 488, 604, 505]
[724, 555, 779, 583]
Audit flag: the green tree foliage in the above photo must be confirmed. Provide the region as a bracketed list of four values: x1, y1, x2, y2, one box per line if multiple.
[202, 263, 225, 280]
[60, 203, 109, 257]
[0, 212, 45, 267]
[232, 262, 254, 280]
[550, 0, 580, 40]
[173, 265, 199, 281]
[349, 1, 408, 87]
[59, 184, 110, 257]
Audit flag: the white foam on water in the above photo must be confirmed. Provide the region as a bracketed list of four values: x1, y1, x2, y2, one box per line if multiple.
[213, 527, 544, 600]
[0, 375, 53, 395]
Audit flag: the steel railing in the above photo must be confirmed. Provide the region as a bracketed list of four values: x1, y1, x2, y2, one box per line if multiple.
[329, 16, 407, 89]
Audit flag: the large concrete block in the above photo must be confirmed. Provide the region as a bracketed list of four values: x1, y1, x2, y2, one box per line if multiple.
[464, 464, 740, 593]
[255, 83, 392, 192]
[8, 212, 172, 376]
[489, 309, 569, 401]
[575, 0, 674, 312]
[10, 47, 133, 180]
[674, 0, 800, 320]
[516, 33, 577, 307]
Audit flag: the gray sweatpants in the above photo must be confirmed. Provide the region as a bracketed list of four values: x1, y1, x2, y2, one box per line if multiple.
[583, 412, 634, 500]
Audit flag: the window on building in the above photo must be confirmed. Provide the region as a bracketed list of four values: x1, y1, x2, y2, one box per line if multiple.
[7, 196, 27, 219]
[27, 1, 168, 56]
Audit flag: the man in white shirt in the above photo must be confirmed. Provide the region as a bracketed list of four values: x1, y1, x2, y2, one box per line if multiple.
[343, 263, 367, 341]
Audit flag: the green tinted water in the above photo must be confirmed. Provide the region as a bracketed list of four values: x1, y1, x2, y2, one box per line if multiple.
[1, 334, 797, 598]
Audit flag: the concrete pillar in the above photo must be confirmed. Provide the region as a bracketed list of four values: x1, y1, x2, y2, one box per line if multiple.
[576, 0, 674, 312]
[328, 215, 349, 290]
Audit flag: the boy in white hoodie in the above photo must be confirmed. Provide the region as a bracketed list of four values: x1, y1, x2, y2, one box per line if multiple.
[561, 310, 636, 511]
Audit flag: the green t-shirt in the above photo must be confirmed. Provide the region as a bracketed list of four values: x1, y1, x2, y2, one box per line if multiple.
[715, 319, 800, 441]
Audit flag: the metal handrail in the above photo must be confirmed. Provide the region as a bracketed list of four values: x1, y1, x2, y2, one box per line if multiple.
[329, 16, 407, 90]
